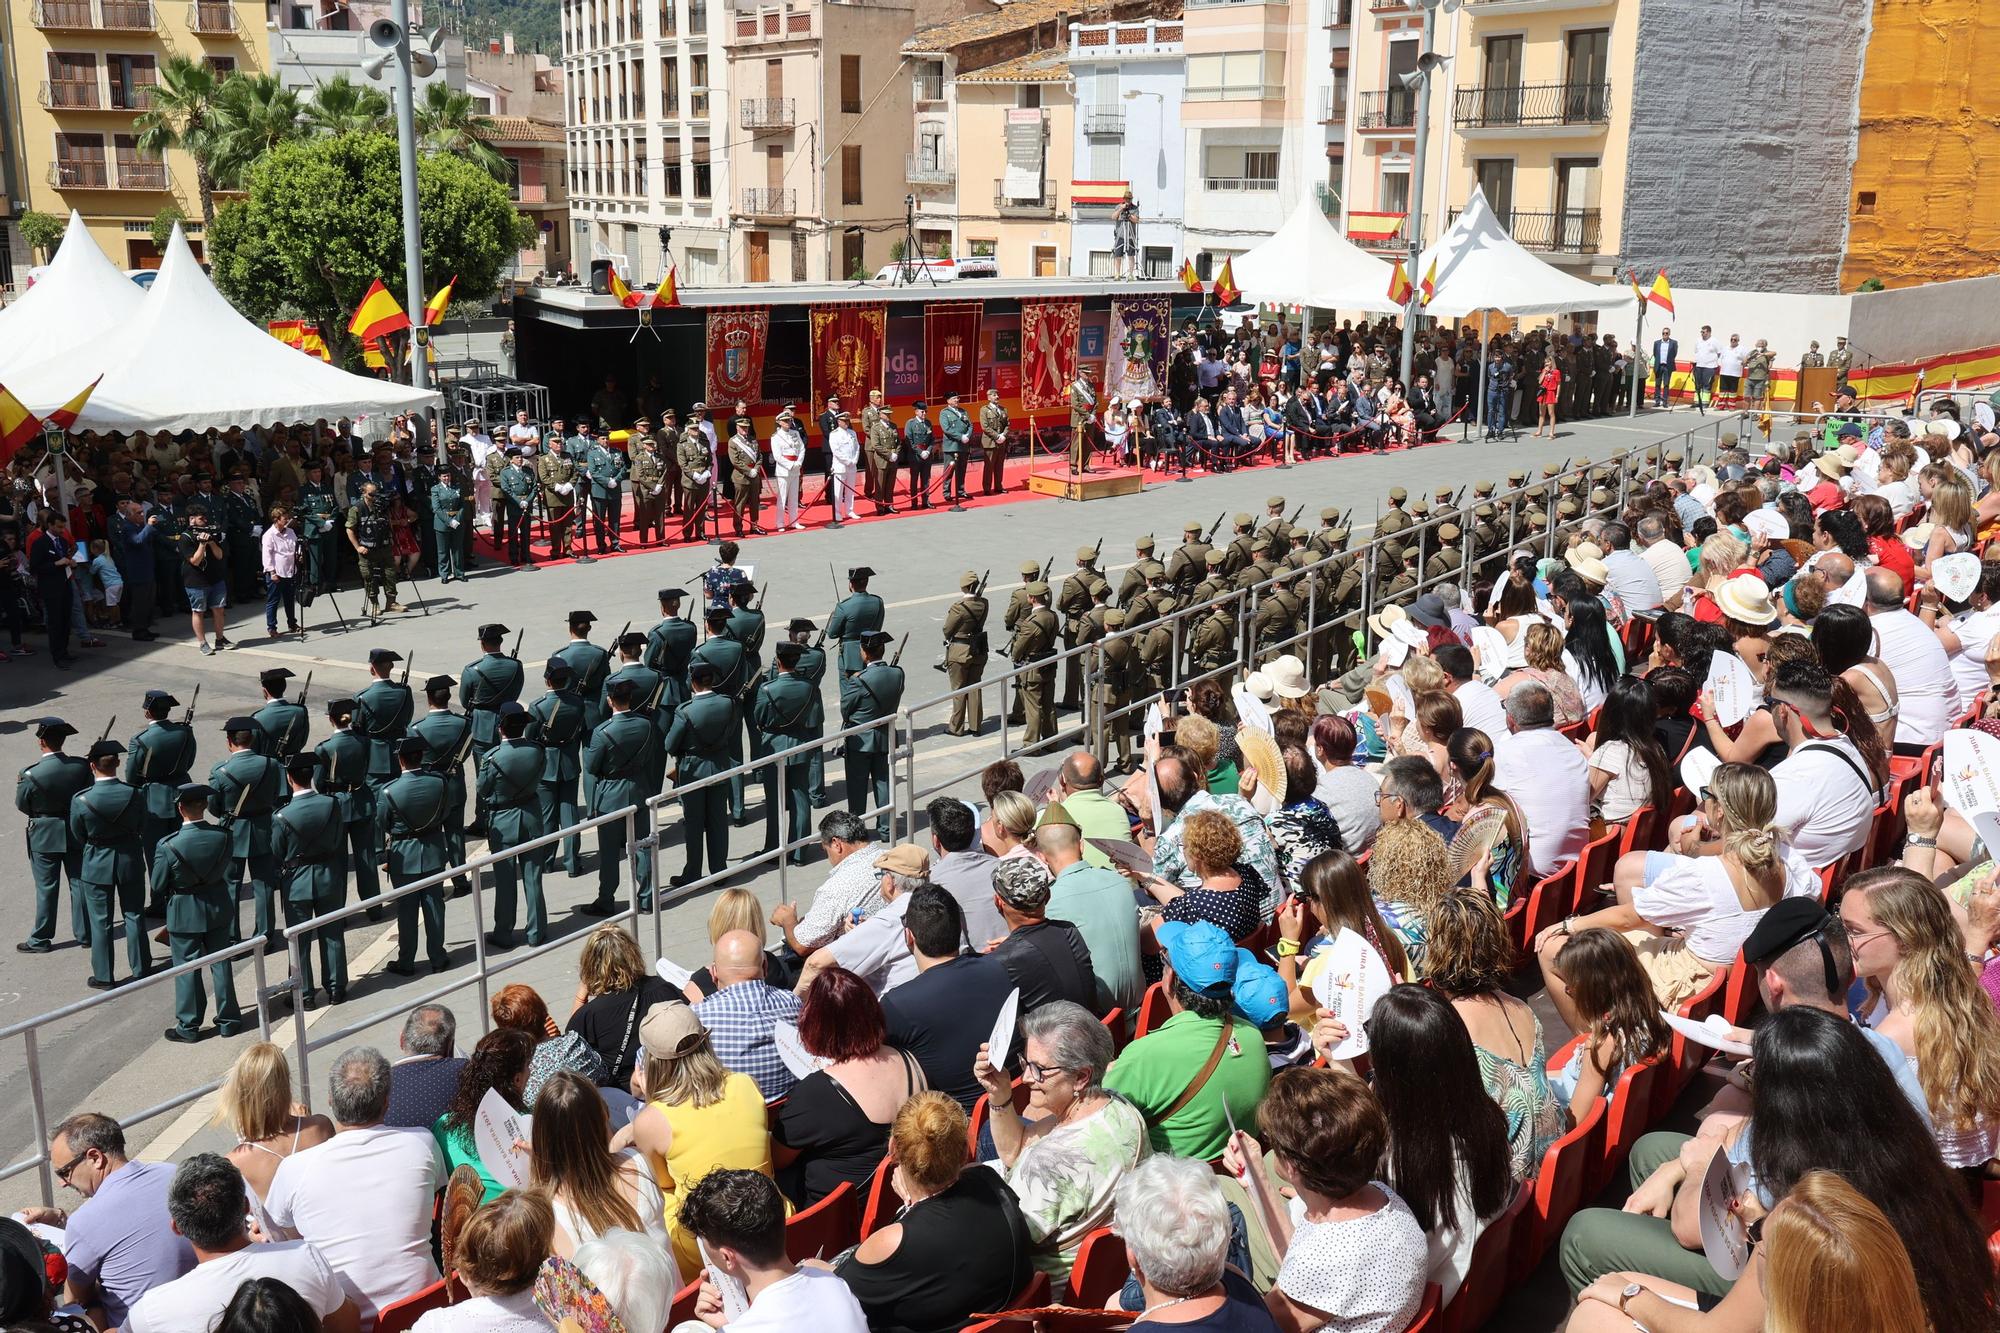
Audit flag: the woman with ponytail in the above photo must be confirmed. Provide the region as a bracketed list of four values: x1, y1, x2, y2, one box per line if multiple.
[1534, 763, 1816, 1027]
[1444, 728, 1529, 909]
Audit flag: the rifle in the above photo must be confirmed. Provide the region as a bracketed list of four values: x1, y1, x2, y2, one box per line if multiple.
[1202, 511, 1227, 544]
[1091, 536, 1105, 565]
[753, 582, 766, 611]
[1338, 508, 1352, 535]
[297, 672, 313, 713]
[98, 714, 116, 744]
[1450, 485, 1467, 511]
[400, 653, 414, 688]
[829, 562, 842, 603]
[1039, 554, 1055, 585]
[615, 620, 632, 652]
[813, 623, 828, 650]
[180, 684, 201, 728]
[889, 632, 909, 669]
[973, 567, 991, 599]
[1286, 502, 1305, 528]
[509, 627, 524, 660]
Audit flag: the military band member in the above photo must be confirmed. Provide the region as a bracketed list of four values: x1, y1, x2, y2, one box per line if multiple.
[381, 739, 450, 976]
[314, 698, 381, 912]
[585, 428, 627, 555]
[69, 738, 150, 987]
[409, 676, 475, 895]
[154, 783, 246, 1043]
[481, 702, 550, 949]
[432, 462, 468, 582]
[271, 756, 348, 1006]
[1008, 582, 1059, 746]
[980, 387, 1010, 496]
[529, 661, 587, 879]
[665, 664, 737, 889]
[840, 631, 904, 842]
[251, 668, 308, 765]
[209, 718, 284, 948]
[942, 571, 989, 736]
[538, 432, 580, 559]
[827, 565, 885, 678]
[752, 641, 821, 860]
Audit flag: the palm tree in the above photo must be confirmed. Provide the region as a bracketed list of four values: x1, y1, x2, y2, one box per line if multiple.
[415, 82, 508, 181]
[304, 76, 391, 136]
[132, 56, 224, 228]
[212, 73, 305, 189]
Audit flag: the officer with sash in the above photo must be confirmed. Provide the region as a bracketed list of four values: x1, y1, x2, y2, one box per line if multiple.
[251, 668, 308, 765]
[529, 661, 587, 879]
[482, 702, 550, 948]
[154, 783, 246, 1043]
[840, 630, 904, 842]
[16, 718, 92, 954]
[271, 755, 348, 1007]
[583, 678, 657, 913]
[665, 663, 736, 889]
[381, 738, 450, 976]
[409, 675, 476, 896]
[460, 623, 525, 836]
[209, 718, 284, 948]
[752, 641, 820, 862]
[127, 690, 198, 887]
[69, 738, 150, 988]
[826, 566, 885, 678]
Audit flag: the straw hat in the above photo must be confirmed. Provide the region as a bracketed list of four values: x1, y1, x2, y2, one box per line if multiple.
[1813, 445, 1859, 479]
[1366, 603, 1408, 640]
[1568, 555, 1609, 587]
[1265, 655, 1310, 699]
[1715, 573, 1778, 626]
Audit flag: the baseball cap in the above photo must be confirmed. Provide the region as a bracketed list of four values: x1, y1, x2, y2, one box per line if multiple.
[1231, 952, 1290, 1028]
[1156, 921, 1238, 995]
[991, 857, 1053, 912]
[639, 1004, 708, 1060]
[876, 843, 932, 878]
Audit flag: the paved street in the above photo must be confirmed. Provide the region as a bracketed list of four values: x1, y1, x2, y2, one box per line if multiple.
[0, 407, 1732, 1212]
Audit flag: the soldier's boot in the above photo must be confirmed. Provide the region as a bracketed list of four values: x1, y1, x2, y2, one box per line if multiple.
[386, 600, 408, 613]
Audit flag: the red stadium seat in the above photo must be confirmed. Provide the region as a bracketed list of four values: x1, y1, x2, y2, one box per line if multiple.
[1659, 966, 1728, 1114]
[959, 1272, 1054, 1332]
[1618, 805, 1662, 857]
[966, 1077, 1031, 1156]
[1068, 1228, 1130, 1308]
[1099, 1005, 1130, 1052]
[1440, 1181, 1530, 1333]
[1403, 1283, 1443, 1333]
[784, 1180, 859, 1262]
[374, 1279, 451, 1333]
[668, 1277, 703, 1327]
[1512, 862, 1578, 978]
[1515, 1096, 1607, 1282]
[1622, 616, 1655, 663]
[1720, 949, 1759, 1028]
[1134, 981, 1172, 1038]
[859, 1155, 905, 1239]
[1596, 1057, 1665, 1197]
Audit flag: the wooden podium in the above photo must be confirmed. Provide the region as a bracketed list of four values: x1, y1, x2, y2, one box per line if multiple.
[1026, 466, 1145, 502]
[1795, 366, 1839, 416]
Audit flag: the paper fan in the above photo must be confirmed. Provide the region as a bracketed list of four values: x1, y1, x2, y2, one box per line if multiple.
[1236, 728, 1284, 818]
[439, 1165, 485, 1292]
[1450, 816, 1505, 880]
[534, 1255, 628, 1333]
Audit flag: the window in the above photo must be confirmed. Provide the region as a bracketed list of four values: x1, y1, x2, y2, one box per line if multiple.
[1201, 144, 1281, 191]
[1475, 158, 1514, 222]
[663, 141, 683, 195]
[967, 238, 997, 256]
[1033, 245, 1057, 277]
[1243, 150, 1278, 185]
[46, 53, 97, 109]
[108, 54, 155, 110]
[692, 137, 712, 197]
[916, 59, 943, 101]
[792, 239, 807, 281]
[1142, 245, 1173, 278]
[1186, 51, 1283, 100]
[685, 246, 718, 282]
[1856, 190, 1877, 214]
[1090, 250, 1119, 277]
[918, 125, 944, 170]
[1380, 168, 1410, 216]
[1089, 138, 1120, 178]
[840, 54, 861, 113]
[205, 55, 236, 76]
[661, 57, 678, 114]
[841, 144, 862, 205]
[1019, 84, 1041, 108]
[689, 54, 708, 117]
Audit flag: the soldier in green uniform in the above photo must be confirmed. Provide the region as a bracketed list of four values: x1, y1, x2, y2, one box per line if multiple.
[15, 718, 92, 954]
[1220, 514, 1256, 579]
[752, 641, 820, 860]
[209, 718, 284, 948]
[271, 756, 348, 1006]
[356, 648, 414, 810]
[68, 738, 150, 987]
[826, 566, 885, 678]
[980, 387, 1011, 496]
[604, 630, 669, 798]
[1067, 366, 1098, 474]
[939, 392, 972, 507]
[1137, 584, 1180, 695]
[690, 607, 751, 825]
[1382, 547, 1421, 603]
[1096, 609, 1137, 770]
[431, 462, 468, 582]
[537, 432, 580, 559]
[727, 581, 766, 683]
[460, 622, 525, 838]
[345, 481, 401, 619]
[1426, 524, 1465, 586]
[251, 668, 308, 765]
[581, 675, 658, 910]
[665, 665, 736, 888]
[1234, 533, 1278, 594]
[1252, 571, 1301, 660]
[677, 424, 712, 543]
[628, 423, 665, 547]
[314, 698, 380, 914]
[381, 739, 450, 975]
[1114, 535, 1160, 607]
[563, 422, 597, 559]
[645, 587, 698, 705]
[481, 703, 550, 949]
[1378, 487, 1413, 551]
[942, 571, 989, 736]
[409, 675, 475, 897]
[298, 459, 341, 594]
[221, 472, 261, 602]
[126, 688, 196, 888]
[585, 428, 628, 554]
[154, 783, 246, 1043]
[1001, 560, 1039, 726]
[1166, 520, 1210, 596]
[1190, 549, 1232, 610]
[1189, 600, 1235, 678]
[1058, 546, 1099, 712]
[528, 660, 587, 878]
[840, 631, 904, 841]
[554, 610, 611, 821]
[863, 389, 900, 512]
[1008, 582, 1059, 747]
[495, 447, 538, 566]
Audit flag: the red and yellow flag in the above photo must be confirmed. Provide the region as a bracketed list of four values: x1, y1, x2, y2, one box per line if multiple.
[606, 263, 635, 306]
[267, 319, 303, 347]
[1179, 257, 1202, 295]
[0, 382, 41, 462]
[362, 339, 390, 371]
[299, 326, 331, 362]
[652, 267, 681, 309]
[1646, 268, 1674, 316]
[1210, 257, 1239, 307]
[1419, 258, 1437, 305]
[349, 278, 411, 342]
[423, 274, 457, 326]
[44, 375, 101, 431]
[1388, 259, 1413, 306]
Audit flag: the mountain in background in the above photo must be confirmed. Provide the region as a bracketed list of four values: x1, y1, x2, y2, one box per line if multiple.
[448, 0, 561, 61]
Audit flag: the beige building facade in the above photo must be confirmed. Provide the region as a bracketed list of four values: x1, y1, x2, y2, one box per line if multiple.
[1178, 0, 1309, 269]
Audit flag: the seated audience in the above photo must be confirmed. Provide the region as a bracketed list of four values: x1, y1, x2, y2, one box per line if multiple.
[567, 923, 683, 1089]
[684, 890, 789, 1000]
[1148, 753, 1281, 916]
[1583, 676, 1671, 825]
[987, 790, 1040, 860]
[1139, 810, 1264, 957]
[1539, 929, 1670, 1119]
[794, 843, 931, 996]
[1810, 602, 1900, 755]
[1864, 566, 1959, 747]
[882, 886, 1016, 1109]
[1492, 681, 1590, 876]
[988, 856, 1102, 1012]
[1496, 623, 1586, 727]
[218, 1043, 334, 1228]
[1309, 715, 1381, 852]
[925, 795, 1007, 943]
[414, 1189, 551, 1332]
[574, 1230, 677, 1333]
[1037, 804, 1144, 1015]
[213, 1277, 329, 1333]
[1114, 1155, 1278, 1329]
[771, 812, 884, 957]
[489, 984, 604, 1103]
[1366, 818, 1454, 974]
[531, 1071, 669, 1260]
[1444, 729, 1530, 908]
[692, 929, 803, 1102]
[1766, 657, 1882, 868]
[1751, 1172, 1927, 1333]
[775, 967, 926, 1206]
[1038, 752, 1136, 875]
[383, 1004, 466, 1130]
[671, 1170, 868, 1333]
[1264, 746, 1344, 891]
[434, 1029, 535, 1203]
[1280, 850, 1410, 1000]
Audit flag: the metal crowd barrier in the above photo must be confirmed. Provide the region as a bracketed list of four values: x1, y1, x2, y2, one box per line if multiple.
[0, 412, 1740, 1205]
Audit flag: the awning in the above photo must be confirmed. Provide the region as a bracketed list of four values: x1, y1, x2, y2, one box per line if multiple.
[1346, 210, 1406, 242]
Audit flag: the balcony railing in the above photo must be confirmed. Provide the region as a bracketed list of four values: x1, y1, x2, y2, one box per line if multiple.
[1352, 225, 1407, 252]
[38, 80, 102, 109]
[1318, 86, 1345, 123]
[1369, 0, 1412, 9]
[1083, 106, 1125, 135]
[118, 156, 167, 188]
[1354, 87, 1415, 131]
[689, 91, 709, 117]
[99, 0, 155, 27]
[48, 158, 109, 187]
[739, 96, 794, 128]
[1315, 181, 1340, 217]
[186, 0, 235, 31]
[740, 186, 794, 215]
[905, 153, 954, 185]
[993, 182, 1055, 217]
[31, 0, 94, 25]
[1452, 80, 1611, 129]
[1203, 175, 1280, 192]
[1447, 205, 1601, 252]
[511, 181, 550, 203]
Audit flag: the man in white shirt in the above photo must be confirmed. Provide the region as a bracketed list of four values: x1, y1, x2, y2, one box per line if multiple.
[676, 1168, 870, 1333]
[463, 419, 496, 526]
[795, 842, 928, 996]
[506, 410, 541, 452]
[827, 411, 861, 524]
[1768, 660, 1877, 868]
[769, 406, 807, 531]
[1717, 334, 1745, 405]
[769, 810, 884, 954]
[1691, 325, 1722, 411]
[1864, 568, 1960, 747]
[1920, 558, 2000, 703]
[263, 1047, 446, 1327]
[124, 1155, 357, 1333]
[1492, 680, 1590, 876]
[1635, 514, 1691, 610]
[1599, 521, 1664, 616]
[1435, 644, 1508, 738]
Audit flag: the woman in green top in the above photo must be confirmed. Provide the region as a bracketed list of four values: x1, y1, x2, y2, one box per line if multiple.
[433, 1027, 535, 1203]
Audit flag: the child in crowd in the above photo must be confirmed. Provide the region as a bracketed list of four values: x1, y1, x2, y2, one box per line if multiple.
[86, 538, 122, 628]
[1542, 927, 1670, 1120]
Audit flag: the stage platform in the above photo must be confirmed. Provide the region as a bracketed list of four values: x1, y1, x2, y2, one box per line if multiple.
[1026, 465, 1146, 501]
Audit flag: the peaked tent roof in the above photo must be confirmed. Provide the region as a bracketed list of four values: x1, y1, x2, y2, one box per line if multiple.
[9, 225, 439, 432]
[1228, 196, 1405, 315]
[0, 211, 147, 372]
[1416, 186, 1637, 320]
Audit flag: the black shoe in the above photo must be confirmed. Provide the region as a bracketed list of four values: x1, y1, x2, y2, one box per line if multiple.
[302, 989, 322, 1011]
[163, 1026, 205, 1044]
[86, 976, 115, 991]
[579, 900, 616, 916]
[669, 872, 700, 888]
[428, 959, 449, 974]
[483, 932, 517, 950]
[16, 941, 51, 954]
[365, 906, 386, 924]
[787, 852, 811, 868]
[385, 960, 416, 976]
[133, 629, 157, 641]
[328, 989, 348, 1005]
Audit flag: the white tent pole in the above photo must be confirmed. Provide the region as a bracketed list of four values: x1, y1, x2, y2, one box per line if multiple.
[1629, 286, 1646, 419]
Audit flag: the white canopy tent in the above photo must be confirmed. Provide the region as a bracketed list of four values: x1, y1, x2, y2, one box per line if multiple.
[8, 224, 439, 432]
[0, 211, 146, 373]
[1417, 186, 1637, 320]
[1229, 195, 1405, 315]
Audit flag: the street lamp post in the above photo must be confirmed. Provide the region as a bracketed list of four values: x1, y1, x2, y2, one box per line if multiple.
[1397, 1, 1449, 397]
[363, 5, 441, 392]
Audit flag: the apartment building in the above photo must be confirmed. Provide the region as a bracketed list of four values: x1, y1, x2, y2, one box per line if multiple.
[268, 0, 462, 99]
[8, 0, 265, 269]
[1066, 16, 1181, 278]
[1178, 0, 1308, 275]
[922, 48, 1070, 277]
[0, 58, 23, 283]
[469, 38, 569, 279]
[562, 0, 733, 285]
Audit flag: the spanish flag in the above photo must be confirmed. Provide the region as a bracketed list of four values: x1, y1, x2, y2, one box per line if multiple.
[299, 326, 331, 362]
[652, 266, 681, 309]
[1388, 259, 1413, 306]
[606, 263, 635, 306]
[44, 375, 101, 431]
[1419, 258, 1437, 305]
[1210, 257, 1239, 307]
[349, 278, 411, 341]
[1646, 268, 1674, 316]
[362, 339, 390, 372]
[0, 382, 41, 463]
[1179, 257, 1202, 295]
[424, 275, 457, 326]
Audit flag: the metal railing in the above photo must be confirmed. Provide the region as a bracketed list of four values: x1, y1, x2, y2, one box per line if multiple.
[905, 153, 954, 185]
[47, 158, 110, 188]
[739, 186, 794, 215]
[1084, 107, 1125, 136]
[0, 414, 1748, 1206]
[1447, 205, 1600, 253]
[1355, 87, 1416, 131]
[1319, 86, 1345, 124]
[99, 0, 155, 27]
[1203, 175, 1280, 193]
[38, 79, 101, 109]
[738, 96, 794, 129]
[1452, 80, 1611, 129]
[994, 183, 1055, 217]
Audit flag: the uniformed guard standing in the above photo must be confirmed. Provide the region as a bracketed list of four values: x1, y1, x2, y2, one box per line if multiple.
[270, 756, 348, 1007]
[1137, 585, 1180, 695]
[1426, 524, 1465, 586]
[771, 617, 828, 810]
[690, 608, 750, 826]
[727, 582, 766, 683]
[628, 423, 665, 547]
[1219, 514, 1255, 579]
[827, 566, 885, 678]
[496, 447, 538, 567]
[583, 678, 659, 911]
[537, 433, 579, 559]
[68, 738, 150, 987]
[460, 623, 526, 838]
[299, 459, 341, 595]
[1008, 583, 1059, 746]
[356, 648, 414, 811]
[840, 631, 904, 842]
[677, 425, 712, 543]
[726, 420, 764, 537]
[603, 631, 669, 799]
[481, 703, 550, 949]
[380, 739, 449, 975]
[345, 482, 402, 619]
[1251, 573, 1301, 661]
[1096, 609, 1137, 771]
[1058, 546, 1099, 713]
[585, 430, 627, 554]
[751, 641, 820, 860]
[555, 611, 611, 821]
[154, 783, 246, 1043]
[939, 393, 972, 507]
[942, 572, 989, 736]
[1167, 520, 1212, 597]
[314, 699, 380, 915]
[528, 661, 587, 879]
[209, 719, 284, 948]
[645, 586, 699, 686]
[251, 669, 308, 766]
[564, 422, 596, 559]
[863, 389, 899, 512]
[430, 463, 468, 582]
[410, 676, 476, 897]
[980, 387, 1010, 496]
[665, 664, 736, 888]
[1068, 367, 1098, 474]
[16, 718, 93, 955]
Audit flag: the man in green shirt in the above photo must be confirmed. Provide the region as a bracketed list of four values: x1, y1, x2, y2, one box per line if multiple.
[1034, 751, 1134, 871]
[1103, 920, 1269, 1158]
[1034, 802, 1141, 1017]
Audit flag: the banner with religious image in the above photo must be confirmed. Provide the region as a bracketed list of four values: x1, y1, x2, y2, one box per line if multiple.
[924, 301, 983, 403]
[809, 303, 888, 408]
[1105, 296, 1170, 403]
[705, 308, 771, 406]
[1020, 298, 1082, 411]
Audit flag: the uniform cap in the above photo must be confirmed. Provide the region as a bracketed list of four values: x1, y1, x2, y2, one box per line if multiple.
[1439, 523, 1461, 541]
[1556, 497, 1580, 516]
[1320, 507, 1339, 522]
[1249, 534, 1271, 552]
[1408, 498, 1430, 515]
[1104, 608, 1126, 628]
[1266, 495, 1284, 508]
[1388, 487, 1407, 502]
[1329, 528, 1350, 541]
[658, 587, 688, 601]
[87, 739, 125, 761]
[1204, 550, 1226, 566]
[424, 675, 454, 693]
[1184, 520, 1203, 534]
[498, 701, 528, 718]
[960, 572, 980, 590]
[326, 698, 357, 714]
[223, 715, 258, 732]
[144, 690, 179, 708]
[1473, 480, 1495, 494]
[1506, 470, 1527, 484]
[1474, 503, 1496, 519]
[1076, 545, 1096, 562]
[876, 843, 932, 877]
[176, 782, 216, 801]
[618, 632, 647, 654]
[1026, 581, 1051, 597]
[569, 610, 597, 624]
[787, 617, 816, 633]
[848, 566, 875, 580]
[1020, 561, 1041, 577]
[775, 642, 803, 666]
[1527, 511, 1550, 527]
[1232, 512, 1251, 527]
[369, 648, 402, 665]
[861, 631, 894, 651]
[544, 661, 574, 683]
[479, 624, 509, 641]
[1135, 536, 1155, 552]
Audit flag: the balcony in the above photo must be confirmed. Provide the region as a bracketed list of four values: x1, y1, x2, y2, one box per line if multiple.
[48, 157, 165, 189]
[118, 156, 167, 188]
[1316, 181, 1339, 217]
[1453, 81, 1611, 131]
[511, 181, 550, 203]
[186, 0, 235, 32]
[1447, 205, 1601, 253]
[1318, 86, 1345, 124]
[109, 81, 155, 110]
[1369, 0, 1412, 9]
[739, 96, 794, 128]
[1068, 17, 1181, 54]
[1354, 87, 1415, 131]
[905, 153, 954, 186]
[38, 80, 102, 109]
[1203, 174, 1279, 192]
[740, 186, 794, 216]
[993, 182, 1055, 218]
[1463, 0, 1613, 12]
[99, 0, 155, 27]
[1083, 106, 1125, 136]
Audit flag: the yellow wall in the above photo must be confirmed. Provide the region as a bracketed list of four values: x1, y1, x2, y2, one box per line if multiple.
[1842, 0, 2000, 290]
[10, 0, 266, 264]
[954, 81, 1072, 276]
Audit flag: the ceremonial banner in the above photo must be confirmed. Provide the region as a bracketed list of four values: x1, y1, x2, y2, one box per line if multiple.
[705, 307, 771, 406]
[809, 303, 887, 408]
[1020, 298, 1081, 411]
[1105, 296, 1169, 403]
[925, 301, 983, 402]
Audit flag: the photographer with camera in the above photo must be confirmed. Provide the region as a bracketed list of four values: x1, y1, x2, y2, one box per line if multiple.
[179, 503, 231, 656]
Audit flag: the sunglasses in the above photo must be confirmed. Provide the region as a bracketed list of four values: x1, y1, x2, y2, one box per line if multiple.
[53, 1149, 89, 1185]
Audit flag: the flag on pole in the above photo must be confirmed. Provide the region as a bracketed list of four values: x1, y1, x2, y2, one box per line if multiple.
[349, 278, 411, 341]
[1646, 268, 1674, 316]
[362, 339, 390, 371]
[1388, 259, 1413, 306]
[0, 383, 41, 463]
[298, 326, 331, 361]
[1179, 258, 1202, 294]
[1628, 269, 1645, 306]
[423, 274, 457, 326]
[1419, 258, 1437, 305]
[1211, 257, 1239, 307]
[606, 263, 635, 306]
[652, 267, 681, 309]
[43, 375, 101, 431]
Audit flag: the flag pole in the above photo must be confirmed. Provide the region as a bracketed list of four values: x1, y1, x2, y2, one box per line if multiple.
[1628, 271, 1645, 420]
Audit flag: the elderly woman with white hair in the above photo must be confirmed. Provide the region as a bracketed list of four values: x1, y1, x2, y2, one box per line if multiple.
[973, 1000, 1149, 1292]
[1113, 1156, 1277, 1328]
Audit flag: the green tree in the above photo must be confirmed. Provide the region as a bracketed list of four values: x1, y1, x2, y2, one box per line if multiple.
[150, 204, 187, 252]
[415, 83, 508, 181]
[212, 73, 306, 189]
[303, 76, 391, 136]
[132, 56, 225, 228]
[208, 132, 518, 368]
[18, 210, 64, 261]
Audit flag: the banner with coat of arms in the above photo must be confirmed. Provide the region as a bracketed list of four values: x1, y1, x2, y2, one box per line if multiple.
[1020, 298, 1082, 412]
[1105, 296, 1170, 404]
[705, 308, 771, 406]
[809, 303, 888, 409]
[924, 301, 983, 403]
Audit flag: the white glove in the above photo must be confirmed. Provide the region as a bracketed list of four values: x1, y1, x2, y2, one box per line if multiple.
[557, 483, 573, 494]
[449, 520, 460, 530]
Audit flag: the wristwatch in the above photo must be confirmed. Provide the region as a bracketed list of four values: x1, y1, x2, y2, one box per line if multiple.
[1618, 1281, 1645, 1313]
